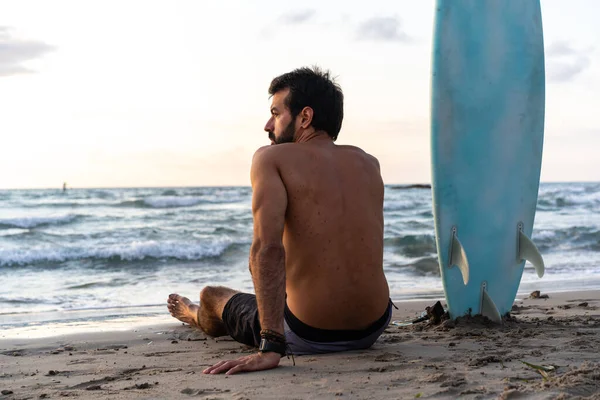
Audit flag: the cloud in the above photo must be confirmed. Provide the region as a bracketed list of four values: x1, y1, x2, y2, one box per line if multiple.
[0, 27, 55, 77]
[356, 17, 410, 43]
[259, 10, 316, 39]
[546, 41, 578, 57]
[278, 9, 316, 25]
[548, 57, 591, 83]
[545, 41, 592, 83]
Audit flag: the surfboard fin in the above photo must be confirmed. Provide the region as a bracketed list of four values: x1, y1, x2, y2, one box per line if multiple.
[518, 230, 545, 278]
[449, 229, 469, 285]
[481, 285, 502, 324]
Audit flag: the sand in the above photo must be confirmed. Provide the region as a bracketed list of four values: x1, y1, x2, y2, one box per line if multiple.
[1, 290, 599, 399]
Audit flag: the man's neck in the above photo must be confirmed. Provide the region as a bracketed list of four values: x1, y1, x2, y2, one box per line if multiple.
[294, 129, 331, 144]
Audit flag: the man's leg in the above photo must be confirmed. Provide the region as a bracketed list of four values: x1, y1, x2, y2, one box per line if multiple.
[167, 286, 239, 337]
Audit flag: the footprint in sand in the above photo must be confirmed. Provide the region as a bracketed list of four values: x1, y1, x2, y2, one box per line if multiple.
[181, 387, 231, 396]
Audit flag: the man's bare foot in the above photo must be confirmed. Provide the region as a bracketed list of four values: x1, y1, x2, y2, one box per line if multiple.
[167, 294, 200, 327]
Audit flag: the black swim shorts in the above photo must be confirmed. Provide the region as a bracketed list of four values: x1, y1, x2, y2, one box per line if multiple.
[221, 293, 393, 355]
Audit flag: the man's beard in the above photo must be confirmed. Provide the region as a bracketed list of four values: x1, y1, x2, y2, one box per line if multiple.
[269, 120, 296, 145]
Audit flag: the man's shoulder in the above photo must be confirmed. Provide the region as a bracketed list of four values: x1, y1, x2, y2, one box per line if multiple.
[337, 145, 380, 166]
[337, 144, 370, 155]
[250, 145, 296, 174]
[252, 143, 379, 168]
[252, 144, 292, 163]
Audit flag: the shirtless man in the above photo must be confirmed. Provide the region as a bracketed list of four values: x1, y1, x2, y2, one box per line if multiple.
[167, 67, 391, 375]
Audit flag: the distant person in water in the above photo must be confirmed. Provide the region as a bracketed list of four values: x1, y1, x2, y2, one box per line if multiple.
[63, 182, 67, 192]
[168, 66, 391, 375]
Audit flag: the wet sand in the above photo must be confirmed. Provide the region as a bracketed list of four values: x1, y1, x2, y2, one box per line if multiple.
[1, 290, 599, 399]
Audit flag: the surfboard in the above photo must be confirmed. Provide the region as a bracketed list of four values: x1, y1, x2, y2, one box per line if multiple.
[430, 0, 546, 321]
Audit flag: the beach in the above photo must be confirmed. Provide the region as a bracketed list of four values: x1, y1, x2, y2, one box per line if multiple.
[1, 290, 599, 399]
[2, 183, 600, 335]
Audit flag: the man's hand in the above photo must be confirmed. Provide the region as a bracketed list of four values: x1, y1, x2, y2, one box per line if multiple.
[203, 352, 281, 375]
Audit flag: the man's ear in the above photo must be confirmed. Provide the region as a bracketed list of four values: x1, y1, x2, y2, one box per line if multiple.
[299, 107, 314, 129]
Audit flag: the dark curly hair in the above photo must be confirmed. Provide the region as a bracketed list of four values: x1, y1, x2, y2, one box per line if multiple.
[268, 66, 344, 141]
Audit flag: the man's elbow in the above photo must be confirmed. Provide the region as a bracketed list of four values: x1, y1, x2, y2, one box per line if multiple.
[250, 242, 285, 266]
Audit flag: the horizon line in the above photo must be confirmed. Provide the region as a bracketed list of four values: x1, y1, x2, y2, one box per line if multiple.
[1, 180, 598, 191]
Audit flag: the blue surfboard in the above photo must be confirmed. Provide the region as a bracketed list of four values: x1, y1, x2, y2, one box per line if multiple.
[431, 0, 546, 321]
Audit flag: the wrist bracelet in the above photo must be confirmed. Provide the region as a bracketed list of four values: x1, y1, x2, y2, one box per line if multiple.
[258, 332, 296, 366]
[258, 337, 287, 356]
[260, 329, 286, 343]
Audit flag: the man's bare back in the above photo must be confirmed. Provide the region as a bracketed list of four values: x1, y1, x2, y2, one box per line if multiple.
[264, 140, 389, 330]
[168, 66, 390, 375]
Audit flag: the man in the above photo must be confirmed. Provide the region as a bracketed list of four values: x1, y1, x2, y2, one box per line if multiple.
[167, 66, 391, 375]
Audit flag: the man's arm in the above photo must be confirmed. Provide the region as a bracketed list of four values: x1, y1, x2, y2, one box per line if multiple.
[203, 147, 287, 375]
[248, 147, 287, 334]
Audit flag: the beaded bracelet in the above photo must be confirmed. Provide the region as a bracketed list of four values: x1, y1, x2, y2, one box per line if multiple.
[260, 329, 286, 343]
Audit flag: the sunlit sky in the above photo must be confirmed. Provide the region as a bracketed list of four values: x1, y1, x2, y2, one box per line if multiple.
[1, 0, 598, 189]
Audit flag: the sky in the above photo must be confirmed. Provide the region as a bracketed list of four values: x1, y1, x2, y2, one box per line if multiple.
[0, 0, 598, 189]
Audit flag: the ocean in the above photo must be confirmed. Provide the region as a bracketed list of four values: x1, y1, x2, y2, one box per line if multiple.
[1, 183, 599, 337]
